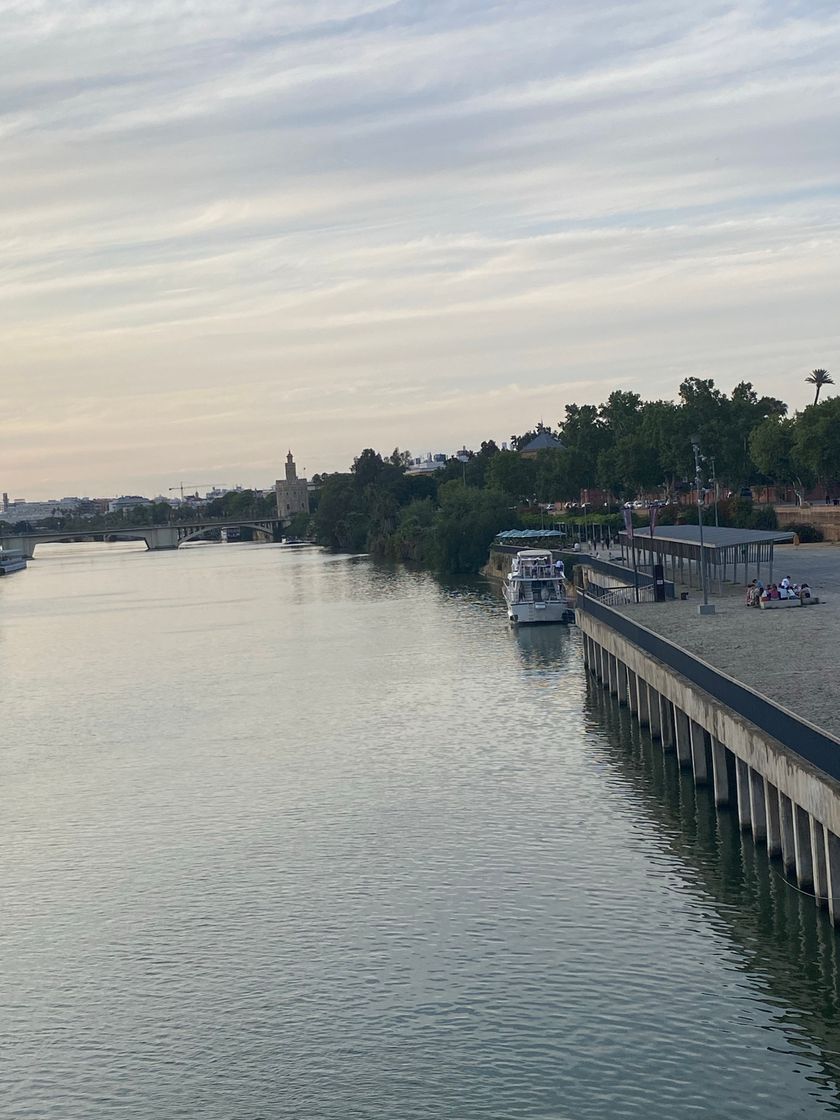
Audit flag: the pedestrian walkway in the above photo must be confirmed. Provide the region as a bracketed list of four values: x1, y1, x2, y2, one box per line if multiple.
[616, 544, 839, 738]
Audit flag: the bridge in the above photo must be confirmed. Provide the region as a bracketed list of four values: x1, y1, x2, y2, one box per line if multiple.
[0, 517, 289, 559]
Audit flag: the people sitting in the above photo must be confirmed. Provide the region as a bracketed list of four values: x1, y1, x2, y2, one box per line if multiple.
[759, 579, 814, 605]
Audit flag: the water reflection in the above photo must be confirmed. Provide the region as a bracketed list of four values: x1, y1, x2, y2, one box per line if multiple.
[586, 681, 840, 1108]
[512, 622, 572, 669]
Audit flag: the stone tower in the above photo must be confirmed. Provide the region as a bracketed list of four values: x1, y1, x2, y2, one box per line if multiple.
[275, 451, 309, 518]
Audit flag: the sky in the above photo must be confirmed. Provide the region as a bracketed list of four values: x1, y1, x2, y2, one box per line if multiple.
[2, 0, 839, 498]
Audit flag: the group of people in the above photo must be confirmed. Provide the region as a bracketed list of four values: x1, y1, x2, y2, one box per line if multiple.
[745, 576, 812, 607]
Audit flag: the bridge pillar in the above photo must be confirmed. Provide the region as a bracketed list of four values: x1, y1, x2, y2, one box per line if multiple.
[140, 526, 180, 551]
[1, 535, 37, 559]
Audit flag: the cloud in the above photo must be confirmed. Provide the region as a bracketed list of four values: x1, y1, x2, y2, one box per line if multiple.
[0, 0, 839, 495]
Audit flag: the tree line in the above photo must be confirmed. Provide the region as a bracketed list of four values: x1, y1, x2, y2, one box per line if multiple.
[312, 374, 837, 573]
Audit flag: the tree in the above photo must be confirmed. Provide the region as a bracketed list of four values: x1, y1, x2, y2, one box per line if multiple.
[388, 447, 411, 467]
[556, 404, 607, 493]
[793, 398, 840, 486]
[432, 482, 518, 574]
[313, 474, 364, 550]
[485, 451, 537, 500]
[749, 417, 812, 503]
[351, 449, 385, 489]
[805, 368, 834, 405]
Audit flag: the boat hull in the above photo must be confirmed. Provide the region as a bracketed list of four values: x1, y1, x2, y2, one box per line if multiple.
[503, 592, 574, 625]
[0, 553, 27, 575]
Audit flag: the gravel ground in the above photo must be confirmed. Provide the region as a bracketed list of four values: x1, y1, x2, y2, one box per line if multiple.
[614, 543, 840, 738]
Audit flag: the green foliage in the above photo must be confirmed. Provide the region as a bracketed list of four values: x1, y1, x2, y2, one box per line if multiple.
[284, 511, 311, 538]
[205, 489, 275, 520]
[793, 398, 840, 483]
[305, 375, 838, 574]
[784, 522, 824, 543]
[387, 498, 438, 562]
[747, 505, 779, 531]
[432, 483, 519, 574]
[485, 451, 536, 499]
[805, 368, 834, 405]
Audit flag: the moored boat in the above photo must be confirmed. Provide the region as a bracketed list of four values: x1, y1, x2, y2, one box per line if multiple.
[503, 549, 574, 625]
[0, 549, 27, 575]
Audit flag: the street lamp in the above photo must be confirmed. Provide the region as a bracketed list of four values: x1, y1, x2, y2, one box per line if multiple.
[691, 435, 715, 616]
[710, 455, 719, 529]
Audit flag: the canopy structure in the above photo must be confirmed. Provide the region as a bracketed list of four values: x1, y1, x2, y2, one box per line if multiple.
[618, 525, 795, 591]
[496, 529, 565, 540]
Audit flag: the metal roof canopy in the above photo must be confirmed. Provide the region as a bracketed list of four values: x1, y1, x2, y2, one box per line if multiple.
[618, 525, 795, 591]
[496, 529, 565, 539]
[623, 526, 793, 549]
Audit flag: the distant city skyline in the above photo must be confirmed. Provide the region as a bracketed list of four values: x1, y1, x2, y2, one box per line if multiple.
[2, 1, 838, 500]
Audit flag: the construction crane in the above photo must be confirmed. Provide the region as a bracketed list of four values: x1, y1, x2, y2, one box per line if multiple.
[168, 483, 219, 501]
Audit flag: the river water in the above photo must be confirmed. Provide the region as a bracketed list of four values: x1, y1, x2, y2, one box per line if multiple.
[3, 543, 840, 1119]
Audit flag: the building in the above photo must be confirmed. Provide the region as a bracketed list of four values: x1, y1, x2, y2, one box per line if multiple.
[0, 497, 82, 523]
[519, 431, 564, 459]
[275, 451, 310, 518]
[108, 495, 152, 515]
[406, 452, 449, 474]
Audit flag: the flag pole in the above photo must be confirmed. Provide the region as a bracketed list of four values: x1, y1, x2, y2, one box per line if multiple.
[624, 507, 639, 603]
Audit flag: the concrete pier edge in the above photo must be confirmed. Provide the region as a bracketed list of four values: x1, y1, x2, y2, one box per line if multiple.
[578, 601, 840, 927]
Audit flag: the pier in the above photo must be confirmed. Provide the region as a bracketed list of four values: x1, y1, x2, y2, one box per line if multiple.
[576, 544, 840, 926]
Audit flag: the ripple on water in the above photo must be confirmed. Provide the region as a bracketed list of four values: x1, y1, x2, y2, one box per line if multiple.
[1, 549, 840, 1118]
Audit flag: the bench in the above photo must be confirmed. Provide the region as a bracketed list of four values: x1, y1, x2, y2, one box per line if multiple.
[759, 596, 819, 609]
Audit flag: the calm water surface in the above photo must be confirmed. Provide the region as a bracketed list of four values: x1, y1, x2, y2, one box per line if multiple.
[3, 543, 840, 1119]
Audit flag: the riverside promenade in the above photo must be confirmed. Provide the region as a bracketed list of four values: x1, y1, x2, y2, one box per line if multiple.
[576, 540, 840, 927]
[616, 543, 838, 737]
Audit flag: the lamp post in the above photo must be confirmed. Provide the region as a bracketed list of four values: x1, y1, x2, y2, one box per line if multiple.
[710, 456, 719, 529]
[691, 435, 715, 615]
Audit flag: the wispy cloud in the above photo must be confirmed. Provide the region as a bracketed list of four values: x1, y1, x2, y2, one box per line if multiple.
[1, 0, 838, 495]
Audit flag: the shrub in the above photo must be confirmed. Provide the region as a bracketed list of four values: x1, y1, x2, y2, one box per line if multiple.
[783, 522, 824, 543]
[748, 505, 778, 530]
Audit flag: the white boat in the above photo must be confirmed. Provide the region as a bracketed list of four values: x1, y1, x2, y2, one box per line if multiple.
[503, 549, 574, 625]
[0, 549, 27, 575]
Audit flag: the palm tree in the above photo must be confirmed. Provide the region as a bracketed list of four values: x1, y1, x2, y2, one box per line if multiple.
[806, 368, 834, 405]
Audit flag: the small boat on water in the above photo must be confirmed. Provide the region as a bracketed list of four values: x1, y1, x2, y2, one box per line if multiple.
[503, 549, 574, 625]
[0, 549, 27, 575]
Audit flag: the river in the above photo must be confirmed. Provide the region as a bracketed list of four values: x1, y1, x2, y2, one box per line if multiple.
[2, 542, 840, 1118]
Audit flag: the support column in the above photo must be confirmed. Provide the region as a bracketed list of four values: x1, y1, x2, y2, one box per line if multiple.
[748, 768, 767, 842]
[710, 737, 729, 805]
[627, 670, 638, 715]
[824, 830, 840, 925]
[636, 677, 649, 727]
[778, 792, 796, 873]
[598, 645, 608, 686]
[601, 647, 610, 690]
[582, 635, 590, 670]
[764, 780, 781, 857]
[793, 805, 814, 890]
[673, 707, 691, 767]
[810, 817, 828, 907]
[607, 654, 618, 697]
[735, 758, 751, 830]
[659, 695, 674, 751]
[616, 660, 628, 705]
[649, 685, 663, 739]
[689, 720, 708, 785]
